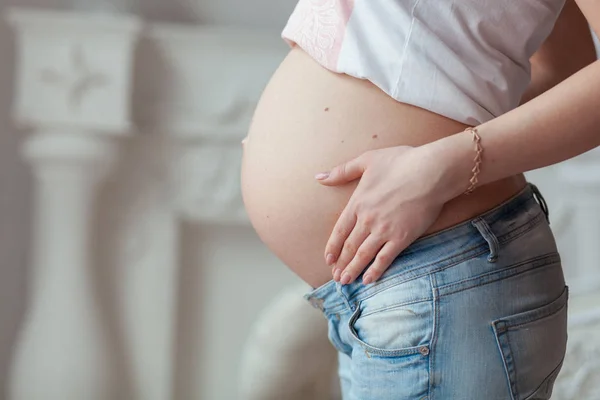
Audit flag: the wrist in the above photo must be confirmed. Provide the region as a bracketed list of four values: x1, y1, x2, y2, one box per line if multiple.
[426, 130, 478, 202]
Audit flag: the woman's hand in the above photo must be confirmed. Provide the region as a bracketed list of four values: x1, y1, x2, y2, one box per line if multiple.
[316, 142, 466, 285]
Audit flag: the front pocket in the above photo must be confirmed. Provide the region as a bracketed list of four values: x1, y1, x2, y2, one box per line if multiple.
[348, 297, 434, 358]
[492, 286, 568, 400]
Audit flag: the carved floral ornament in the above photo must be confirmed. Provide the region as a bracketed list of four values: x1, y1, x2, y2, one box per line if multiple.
[40, 44, 109, 112]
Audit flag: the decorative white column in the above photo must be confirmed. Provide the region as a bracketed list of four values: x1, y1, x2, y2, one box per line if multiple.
[5, 8, 141, 400]
[11, 132, 120, 399]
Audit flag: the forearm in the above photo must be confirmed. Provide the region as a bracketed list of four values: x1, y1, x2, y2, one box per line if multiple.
[429, 1, 599, 200]
[435, 60, 600, 200]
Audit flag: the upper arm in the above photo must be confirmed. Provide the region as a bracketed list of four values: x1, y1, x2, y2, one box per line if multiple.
[531, 0, 597, 78]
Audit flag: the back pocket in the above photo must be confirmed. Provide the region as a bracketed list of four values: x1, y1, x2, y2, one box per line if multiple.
[492, 286, 568, 400]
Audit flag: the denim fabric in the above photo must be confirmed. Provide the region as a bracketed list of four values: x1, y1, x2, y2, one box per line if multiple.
[305, 184, 568, 400]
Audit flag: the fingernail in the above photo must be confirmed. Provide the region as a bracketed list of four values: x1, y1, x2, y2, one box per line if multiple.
[333, 269, 342, 282]
[326, 254, 335, 265]
[315, 172, 329, 180]
[362, 274, 372, 285]
[340, 272, 351, 285]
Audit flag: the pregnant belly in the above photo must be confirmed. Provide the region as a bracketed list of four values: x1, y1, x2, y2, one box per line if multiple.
[241, 47, 525, 288]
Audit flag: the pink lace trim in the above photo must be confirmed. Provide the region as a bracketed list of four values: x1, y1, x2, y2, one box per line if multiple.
[282, 0, 355, 71]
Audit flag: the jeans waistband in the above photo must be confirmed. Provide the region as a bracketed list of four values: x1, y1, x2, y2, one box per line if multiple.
[305, 183, 549, 315]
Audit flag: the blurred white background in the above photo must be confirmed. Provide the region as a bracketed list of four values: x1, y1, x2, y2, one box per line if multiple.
[0, 1, 599, 399]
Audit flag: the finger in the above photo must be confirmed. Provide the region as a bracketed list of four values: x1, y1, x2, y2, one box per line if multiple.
[332, 268, 342, 282]
[339, 235, 385, 285]
[315, 152, 369, 186]
[332, 222, 371, 279]
[362, 241, 405, 284]
[324, 208, 357, 266]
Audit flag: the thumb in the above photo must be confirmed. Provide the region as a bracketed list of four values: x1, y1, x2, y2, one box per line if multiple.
[316, 154, 368, 186]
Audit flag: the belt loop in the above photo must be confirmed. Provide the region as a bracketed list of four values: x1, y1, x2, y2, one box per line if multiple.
[471, 217, 499, 262]
[530, 183, 550, 224]
[336, 282, 356, 312]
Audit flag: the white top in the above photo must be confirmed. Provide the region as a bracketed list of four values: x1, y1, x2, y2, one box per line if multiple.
[282, 0, 566, 125]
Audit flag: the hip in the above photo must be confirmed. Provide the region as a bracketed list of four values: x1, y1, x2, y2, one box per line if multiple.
[305, 183, 568, 399]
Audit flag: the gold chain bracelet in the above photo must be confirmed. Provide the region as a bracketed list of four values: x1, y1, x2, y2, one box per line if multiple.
[464, 127, 483, 195]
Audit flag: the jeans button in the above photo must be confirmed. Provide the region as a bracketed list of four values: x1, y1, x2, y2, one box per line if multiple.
[419, 346, 430, 356]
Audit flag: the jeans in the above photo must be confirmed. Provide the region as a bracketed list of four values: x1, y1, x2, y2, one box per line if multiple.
[305, 184, 567, 400]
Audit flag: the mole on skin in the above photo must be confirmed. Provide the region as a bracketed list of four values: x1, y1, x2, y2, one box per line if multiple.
[324, 107, 330, 111]
[372, 134, 378, 139]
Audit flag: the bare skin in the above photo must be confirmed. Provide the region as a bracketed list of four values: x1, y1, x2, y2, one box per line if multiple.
[241, 0, 596, 289]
